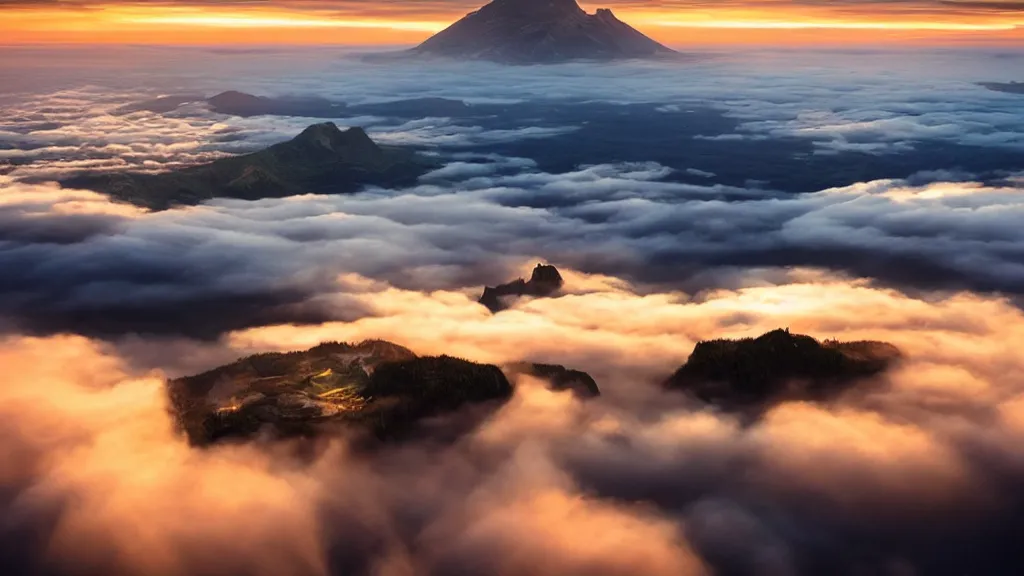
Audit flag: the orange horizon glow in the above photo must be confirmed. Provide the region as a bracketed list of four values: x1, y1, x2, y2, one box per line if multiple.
[1, 2, 1022, 46]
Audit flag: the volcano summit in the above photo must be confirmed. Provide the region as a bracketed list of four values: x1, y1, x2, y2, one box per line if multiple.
[409, 0, 676, 64]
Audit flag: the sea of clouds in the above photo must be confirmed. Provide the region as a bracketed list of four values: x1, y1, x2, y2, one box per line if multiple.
[2, 44, 1024, 575]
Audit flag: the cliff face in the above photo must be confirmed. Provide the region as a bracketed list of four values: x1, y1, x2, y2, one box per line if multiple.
[410, 0, 676, 64]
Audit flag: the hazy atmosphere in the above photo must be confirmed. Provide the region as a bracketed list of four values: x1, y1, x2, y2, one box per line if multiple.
[2, 1, 1024, 575]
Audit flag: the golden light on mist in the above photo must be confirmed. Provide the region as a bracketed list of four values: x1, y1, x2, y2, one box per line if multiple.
[653, 19, 1016, 31]
[626, 5, 1021, 31]
[121, 7, 448, 32]
[224, 265, 1024, 391]
[5, 266, 1024, 573]
[1, 2, 1021, 45]
[0, 4, 446, 45]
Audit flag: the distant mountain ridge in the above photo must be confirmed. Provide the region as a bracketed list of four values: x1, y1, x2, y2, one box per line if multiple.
[115, 90, 347, 117]
[114, 91, 476, 119]
[979, 81, 1024, 95]
[409, 0, 676, 64]
[62, 122, 433, 210]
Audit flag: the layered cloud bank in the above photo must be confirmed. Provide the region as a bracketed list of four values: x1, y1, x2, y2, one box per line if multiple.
[2, 171, 1023, 339]
[5, 277, 1024, 575]
[2, 45, 1024, 575]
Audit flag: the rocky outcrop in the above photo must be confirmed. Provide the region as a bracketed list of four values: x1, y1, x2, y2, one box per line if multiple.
[506, 362, 600, 398]
[479, 263, 564, 312]
[665, 328, 901, 410]
[365, 356, 514, 436]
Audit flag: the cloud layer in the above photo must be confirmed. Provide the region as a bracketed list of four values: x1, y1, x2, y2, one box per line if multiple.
[6, 277, 1024, 575]
[2, 44, 1024, 575]
[2, 166, 1024, 339]
[0, 48, 1021, 343]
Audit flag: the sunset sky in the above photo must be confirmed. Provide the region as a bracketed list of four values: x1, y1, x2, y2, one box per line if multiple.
[1, 0, 1022, 46]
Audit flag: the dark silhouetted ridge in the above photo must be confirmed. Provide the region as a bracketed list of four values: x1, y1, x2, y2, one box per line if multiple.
[207, 90, 347, 117]
[62, 123, 433, 210]
[409, 0, 676, 64]
[506, 362, 600, 398]
[168, 341, 512, 445]
[979, 81, 1024, 95]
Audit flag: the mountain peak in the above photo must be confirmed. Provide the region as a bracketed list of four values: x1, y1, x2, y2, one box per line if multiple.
[488, 0, 585, 18]
[291, 123, 377, 154]
[210, 90, 259, 103]
[297, 120, 341, 136]
[530, 263, 563, 287]
[295, 121, 344, 137]
[411, 0, 675, 64]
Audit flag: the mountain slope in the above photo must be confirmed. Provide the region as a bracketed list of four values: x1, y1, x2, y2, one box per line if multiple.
[410, 0, 675, 64]
[62, 122, 433, 210]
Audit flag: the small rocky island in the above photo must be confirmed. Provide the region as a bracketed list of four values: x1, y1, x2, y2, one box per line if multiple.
[665, 328, 901, 411]
[168, 339, 598, 445]
[479, 263, 564, 312]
